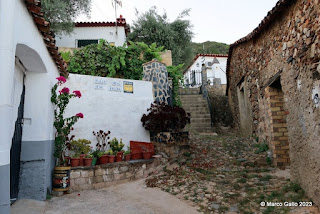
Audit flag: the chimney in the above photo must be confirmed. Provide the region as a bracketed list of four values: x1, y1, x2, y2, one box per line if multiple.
[117, 15, 126, 24]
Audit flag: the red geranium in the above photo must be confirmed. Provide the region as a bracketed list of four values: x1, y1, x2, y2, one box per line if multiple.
[73, 90, 82, 98]
[75, 113, 84, 118]
[59, 87, 70, 94]
[56, 76, 66, 85]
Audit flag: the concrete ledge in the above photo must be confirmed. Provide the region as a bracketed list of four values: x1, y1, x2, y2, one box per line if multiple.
[70, 158, 164, 191]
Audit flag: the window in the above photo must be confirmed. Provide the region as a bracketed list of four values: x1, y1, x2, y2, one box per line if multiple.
[77, 39, 98, 48]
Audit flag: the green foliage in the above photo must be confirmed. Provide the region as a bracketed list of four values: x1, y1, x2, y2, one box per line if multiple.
[128, 7, 193, 66]
[51, 77, 83, 166]
[60, 51, 71, 63]
[42, 0, 92, 35]
[109, 138, 124, 152]
[167, 64, 184, 106]
[70, 139, 91, 155]
[67, 40, 163, 80]
[191, 41, 229, 55]
[255, 142, 269, 153]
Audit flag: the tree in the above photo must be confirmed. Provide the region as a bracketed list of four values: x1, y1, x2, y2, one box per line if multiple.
[128, 7, 194, 66]
[42, 0, 92, 35]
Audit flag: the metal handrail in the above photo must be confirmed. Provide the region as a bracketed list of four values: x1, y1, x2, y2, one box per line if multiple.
[201, 66, 214, 127]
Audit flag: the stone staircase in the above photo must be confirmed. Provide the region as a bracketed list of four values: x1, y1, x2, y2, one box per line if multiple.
[179, 88, 213, 133]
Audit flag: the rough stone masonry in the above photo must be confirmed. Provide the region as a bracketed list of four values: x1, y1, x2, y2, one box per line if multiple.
[227, 0, 320, 206]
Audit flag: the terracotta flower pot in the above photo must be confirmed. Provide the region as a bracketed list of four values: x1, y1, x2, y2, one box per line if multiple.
[99, 155, 108, 165]
[79, 154, 86, 166]
[125, 154, 131, 161]
[84, 158, 93, 166]
[142, 152, 152, 160]
[108, 155, 115, 163]
[70, 158, 80, 167]
[116, 151, 124, 162]
[131, 153, 141, 160]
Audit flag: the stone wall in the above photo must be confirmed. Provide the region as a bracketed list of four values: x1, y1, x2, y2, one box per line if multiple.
[70, 158, 164, 191]
[227, 0, 320, 205]
[151, 132, 190, 162]
[143, 60, 170, 104]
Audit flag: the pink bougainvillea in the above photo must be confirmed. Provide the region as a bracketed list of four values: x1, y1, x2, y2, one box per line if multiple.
[75, 113, 84, 118]
[73, 90, 82, 98]
[59, 87, 70, 95]
[56, 76, 67, 85]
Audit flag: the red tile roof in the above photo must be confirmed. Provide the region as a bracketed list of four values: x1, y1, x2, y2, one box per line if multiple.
[226, 0, 296, 94]
[184, 54, 228, 74]
[75, 15, 131, 35]
[25, 0, 68, 77]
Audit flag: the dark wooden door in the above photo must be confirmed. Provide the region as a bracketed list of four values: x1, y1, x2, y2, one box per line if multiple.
[10, 85, 25, 201]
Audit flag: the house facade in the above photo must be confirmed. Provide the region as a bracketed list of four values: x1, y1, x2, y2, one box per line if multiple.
[0, 0, 66, 212]
[56, 15, 130, 49]
[183, 54, 228, 88]
[227, 0, 320, 206]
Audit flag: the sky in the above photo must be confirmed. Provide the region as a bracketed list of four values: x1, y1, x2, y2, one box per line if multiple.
[77, 0, 279, 45]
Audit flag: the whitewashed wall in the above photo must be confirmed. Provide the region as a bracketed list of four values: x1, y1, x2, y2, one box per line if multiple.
[184, 56, 228, 86]
[56, 26, 127, 48]
[64, 74, 154, 149]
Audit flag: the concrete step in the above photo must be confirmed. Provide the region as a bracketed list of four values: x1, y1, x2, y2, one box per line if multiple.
[191, 118, 211, 123]
[179, 88, 200, 95]
[181, 103, 208, 108]
[189, 113, 211, 118]
[190, 123, 212, 128]
[183, 107, 209, 112]
[192, 127, 215, 133]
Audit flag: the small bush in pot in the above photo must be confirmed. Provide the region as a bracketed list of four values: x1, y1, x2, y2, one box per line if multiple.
[109, 138, 125, 162]
[124, 147, 131, 161]
[141, 102, 190, 134]
[84, 154, 94, 166]
[107, 150, 116, 163]
[70, 153, 80, 167]
[70, 139, 91, 166]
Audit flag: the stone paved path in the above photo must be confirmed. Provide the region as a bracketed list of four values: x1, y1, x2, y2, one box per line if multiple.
[11, 180, 198, 214]
[146, 130, 320, 214]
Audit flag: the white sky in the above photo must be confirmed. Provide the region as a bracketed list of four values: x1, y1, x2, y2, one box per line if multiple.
[77, 0, 279, 45]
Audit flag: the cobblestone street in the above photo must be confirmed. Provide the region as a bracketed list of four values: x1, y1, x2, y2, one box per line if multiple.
[146, 131, 320, 214]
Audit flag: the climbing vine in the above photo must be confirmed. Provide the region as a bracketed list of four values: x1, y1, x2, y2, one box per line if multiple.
[167, 64, 184, 106]
[64, 40, 163, 80]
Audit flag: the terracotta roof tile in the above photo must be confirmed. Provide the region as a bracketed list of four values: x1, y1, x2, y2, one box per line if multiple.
[24, 0, 68, 77]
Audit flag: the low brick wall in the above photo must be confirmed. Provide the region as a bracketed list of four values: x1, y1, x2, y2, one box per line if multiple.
[70, 158, 164, 191]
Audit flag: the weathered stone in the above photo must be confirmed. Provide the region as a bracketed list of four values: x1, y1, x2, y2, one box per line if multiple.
[70, 171, 80, 179]
[103, 174, 113, 182]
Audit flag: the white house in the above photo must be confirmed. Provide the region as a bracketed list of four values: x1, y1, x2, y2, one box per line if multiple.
[56, 15, 130, 48]
[183, 54, 228, 87]
[0, 0, 67, 212]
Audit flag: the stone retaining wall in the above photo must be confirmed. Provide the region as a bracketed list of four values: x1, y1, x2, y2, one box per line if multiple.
[70, 158, 164, 191]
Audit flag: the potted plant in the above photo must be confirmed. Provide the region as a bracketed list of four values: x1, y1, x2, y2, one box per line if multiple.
[51, 76, 83, 166]
[70, 153, 80, 167]
[141, 146, 152, 160]
[91, 148, 101, 166]
[107, 150, 116, 163]
[141, 102, 190, 143]
[51, 76, 83, 193]
[124, 147, 131, 161]
[70, 139, 91, 166]
[99, 151, 109, 165]
[84, 154, 94, 166]
[109, 137, 125, 162]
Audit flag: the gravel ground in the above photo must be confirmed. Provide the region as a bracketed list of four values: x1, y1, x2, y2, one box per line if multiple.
[146, 131, 320, 214]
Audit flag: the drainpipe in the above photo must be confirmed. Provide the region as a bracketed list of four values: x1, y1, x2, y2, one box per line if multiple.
[0, 0, 17, 213]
